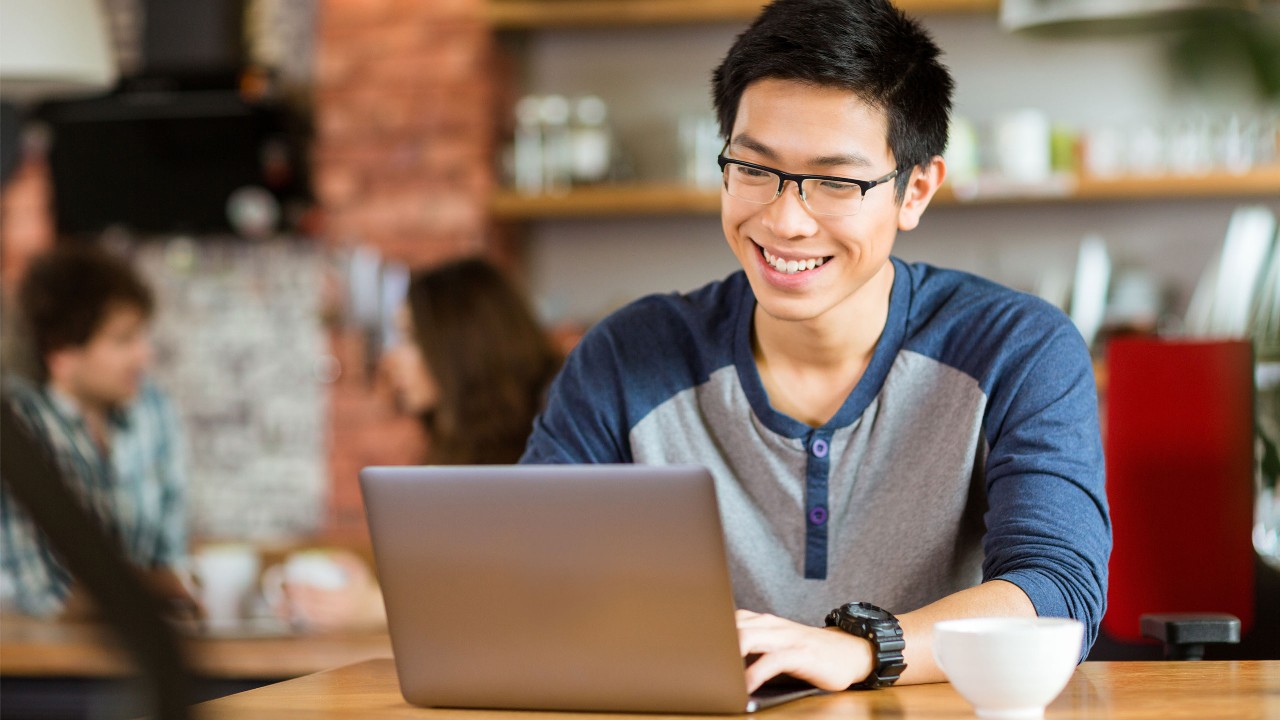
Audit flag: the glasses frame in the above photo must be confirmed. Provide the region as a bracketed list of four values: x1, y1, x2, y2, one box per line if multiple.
[716, 152, 899, 217]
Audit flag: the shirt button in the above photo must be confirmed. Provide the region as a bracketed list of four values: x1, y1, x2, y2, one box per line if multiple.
[808, 505, 828, 526]
[812, 439, 829, 458]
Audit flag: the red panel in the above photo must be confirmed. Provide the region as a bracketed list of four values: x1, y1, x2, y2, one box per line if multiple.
[1103, 338, 1255, 642]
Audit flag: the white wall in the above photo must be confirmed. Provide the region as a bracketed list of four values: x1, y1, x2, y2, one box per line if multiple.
[512, 11, 1279, 324]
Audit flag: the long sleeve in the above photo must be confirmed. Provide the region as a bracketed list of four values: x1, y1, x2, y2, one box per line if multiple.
[980, 321, 1112, 659]
[0, 395, 74, 616]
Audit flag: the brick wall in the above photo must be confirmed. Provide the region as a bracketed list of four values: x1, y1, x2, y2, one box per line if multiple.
[1, 141, 55, 291]
[313, 0, 498, 541]
[1, 137, 56, 380]
[0, 0, 500, 544]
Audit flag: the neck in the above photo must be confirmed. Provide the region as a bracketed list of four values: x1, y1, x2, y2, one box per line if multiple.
[750, 261, 896, 427]
[47, 379, 113, 424]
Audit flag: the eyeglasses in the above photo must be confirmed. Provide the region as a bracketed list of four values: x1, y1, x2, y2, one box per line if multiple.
[716, 153, 898, 217]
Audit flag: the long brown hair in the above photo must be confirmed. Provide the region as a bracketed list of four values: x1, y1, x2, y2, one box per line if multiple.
[407, 258, 561, 465]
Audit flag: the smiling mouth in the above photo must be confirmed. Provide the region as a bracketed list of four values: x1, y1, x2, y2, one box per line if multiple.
[756, 243, 832, 275]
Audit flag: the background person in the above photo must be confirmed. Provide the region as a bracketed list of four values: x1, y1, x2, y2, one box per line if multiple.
[1, 244, 197, 618]
[384, 257, 562, 465]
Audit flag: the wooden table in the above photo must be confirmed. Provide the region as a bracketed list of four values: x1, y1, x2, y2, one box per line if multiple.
[1, 614, 392, 720]
[0, 614, 392, 680]
[196, 658, 1280, 719]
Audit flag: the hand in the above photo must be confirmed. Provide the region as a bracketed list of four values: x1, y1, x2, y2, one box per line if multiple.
[59, 584, 98, 620]
[736, 609, 873, 693]
[58, 567, 204, 622]
[146, 567, 205, 621]
[273, 551, 386, 632]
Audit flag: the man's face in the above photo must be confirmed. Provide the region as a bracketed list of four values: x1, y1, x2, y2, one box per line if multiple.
[382, 303, 440, 415]
[48, 304, 152, 408]
[721, 78, 911, 324]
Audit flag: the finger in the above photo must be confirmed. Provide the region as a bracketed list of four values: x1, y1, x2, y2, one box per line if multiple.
[743, 649, 798, 694]
[736, 610, 787, 629]
[737, 623, 795, 658]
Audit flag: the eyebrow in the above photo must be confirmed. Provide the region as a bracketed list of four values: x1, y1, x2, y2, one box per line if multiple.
[729, 133, 875, 170]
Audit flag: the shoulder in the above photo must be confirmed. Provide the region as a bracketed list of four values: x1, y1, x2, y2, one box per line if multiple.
[548, 272, 748, 429]
[898, 261, 1086, 390]
[594, 272, 746, 339]
[133, 381, 174, 411]
[902, 261, 1069, 333]
[3, 376, 43, 406]
[2, 377, 52, 426]
[128, 381, 183, 434]
[581, 272, 746, 371]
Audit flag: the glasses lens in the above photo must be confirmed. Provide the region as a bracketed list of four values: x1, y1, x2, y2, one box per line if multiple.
[801, 178, 864, 216]
[723, 163, 780, 204]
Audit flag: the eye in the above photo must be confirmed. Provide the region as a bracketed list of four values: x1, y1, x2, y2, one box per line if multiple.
[815, 179, 861, 196]
[734, 165, 773, 180]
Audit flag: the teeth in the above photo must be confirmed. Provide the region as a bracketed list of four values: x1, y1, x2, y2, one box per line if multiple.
[760, 247, 826, 275]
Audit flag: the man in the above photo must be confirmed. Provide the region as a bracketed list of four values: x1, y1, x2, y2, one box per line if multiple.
[522, 0, 1110, 693]
[1, 244, 196, 617]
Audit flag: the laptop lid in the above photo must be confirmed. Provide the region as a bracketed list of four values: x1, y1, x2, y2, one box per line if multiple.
[360, 464, 763, 714]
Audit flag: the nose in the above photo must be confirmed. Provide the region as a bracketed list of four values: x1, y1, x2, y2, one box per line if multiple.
[760, 180, 819, 241]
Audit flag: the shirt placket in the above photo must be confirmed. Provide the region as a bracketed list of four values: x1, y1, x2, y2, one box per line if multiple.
[803, 430, 832, 579]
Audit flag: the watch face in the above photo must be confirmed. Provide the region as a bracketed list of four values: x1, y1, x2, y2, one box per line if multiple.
[846, 602, 892, 621]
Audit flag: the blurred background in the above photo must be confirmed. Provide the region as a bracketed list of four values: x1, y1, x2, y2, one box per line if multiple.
[0, 0, 1278, 715]
[2, 0, 1275, 547]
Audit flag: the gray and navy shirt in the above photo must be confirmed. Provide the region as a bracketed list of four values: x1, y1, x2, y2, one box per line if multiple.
[522, 257, 1111, 655]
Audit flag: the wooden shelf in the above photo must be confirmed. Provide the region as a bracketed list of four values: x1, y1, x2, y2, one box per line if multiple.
[487, 0, 997, 29]
[1072, 167, 1280, 202]
[491, 167, 1280, 220]
[492, 184, 721, 219]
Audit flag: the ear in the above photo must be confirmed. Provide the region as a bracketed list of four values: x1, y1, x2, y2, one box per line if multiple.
[897, 155, 946, 232]
[45, 347, 78, 385]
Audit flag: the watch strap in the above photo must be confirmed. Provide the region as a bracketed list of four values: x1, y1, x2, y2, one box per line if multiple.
[824, 601, 907, 689]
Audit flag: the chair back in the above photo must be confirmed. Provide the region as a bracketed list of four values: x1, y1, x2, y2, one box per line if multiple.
[1103, 337, 1255, 642]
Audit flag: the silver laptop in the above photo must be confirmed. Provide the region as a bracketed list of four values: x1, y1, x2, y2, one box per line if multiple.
[360, 464, 824, 714]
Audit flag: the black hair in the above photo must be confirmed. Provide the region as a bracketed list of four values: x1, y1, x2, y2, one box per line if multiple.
[712, 0, 954, 200]
[18, 244, 154, 382]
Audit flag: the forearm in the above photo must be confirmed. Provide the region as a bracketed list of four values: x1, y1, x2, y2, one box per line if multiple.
[895, 579, 1036, 685]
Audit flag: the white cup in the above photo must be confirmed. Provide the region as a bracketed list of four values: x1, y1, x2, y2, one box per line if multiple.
[262, 550, 351, 627]
[934, 617, 1083, 720]
[192, 544, 261, 629]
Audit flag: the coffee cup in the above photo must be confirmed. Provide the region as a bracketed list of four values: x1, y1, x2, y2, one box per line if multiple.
[262, 550, 352, 628]
[934, 617, 1083, 719]
[192, 543, 261, 629]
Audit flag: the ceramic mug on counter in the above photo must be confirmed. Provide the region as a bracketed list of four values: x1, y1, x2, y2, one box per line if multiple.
[191, 543, 261, 629]
[261, 549, 355, 630]
[934, 616, 1083, 719]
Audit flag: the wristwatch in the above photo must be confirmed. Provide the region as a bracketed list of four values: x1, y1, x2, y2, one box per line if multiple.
[824, 601, 907, 689]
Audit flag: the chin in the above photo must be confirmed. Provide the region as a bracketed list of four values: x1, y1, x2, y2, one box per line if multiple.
[110, 381, 143, 405]
[112, 389, 141, 407]
[741, 265, 839, 324]
[753, 293, 833, 324]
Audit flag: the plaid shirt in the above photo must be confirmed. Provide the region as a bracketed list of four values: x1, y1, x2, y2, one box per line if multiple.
[0, 377, 188, 616]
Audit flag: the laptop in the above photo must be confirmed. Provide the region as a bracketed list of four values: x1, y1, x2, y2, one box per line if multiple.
[360, 464, 825, 714]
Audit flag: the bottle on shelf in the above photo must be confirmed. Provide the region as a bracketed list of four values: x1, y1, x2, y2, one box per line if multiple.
[539, 95, 574, 194]
[513, 96, 545, 195]
[569, 96, 612, 185]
